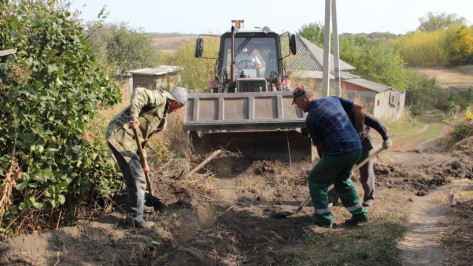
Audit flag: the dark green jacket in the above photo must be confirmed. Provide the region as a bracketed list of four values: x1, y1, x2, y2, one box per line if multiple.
[106, 87, 168, 162]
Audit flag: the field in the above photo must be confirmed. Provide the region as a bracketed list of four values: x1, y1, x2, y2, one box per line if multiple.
[1, 38, 473, 264]
[409, 66, 473, 89]
[147, 34, 196, 53]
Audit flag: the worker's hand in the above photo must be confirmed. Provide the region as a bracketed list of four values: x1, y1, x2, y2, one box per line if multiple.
[383, 138, 392, 149]
[129, 117, 140, 129]
[359, 132, 366, 141]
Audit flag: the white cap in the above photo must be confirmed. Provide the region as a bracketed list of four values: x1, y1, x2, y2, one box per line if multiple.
[163, 87, 188, 105]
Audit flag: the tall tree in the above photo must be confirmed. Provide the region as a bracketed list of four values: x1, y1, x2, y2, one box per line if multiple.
[448, 25, 473, 65]
[105, 24, 159, 74]
[298, 22, 325, 47]
[418, 12, 467, 32]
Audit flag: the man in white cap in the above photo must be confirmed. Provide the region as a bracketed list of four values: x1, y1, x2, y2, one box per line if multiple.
[106, 86, 187, 228]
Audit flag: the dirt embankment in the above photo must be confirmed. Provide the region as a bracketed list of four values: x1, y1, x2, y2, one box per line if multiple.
[2, 139, 472, 265]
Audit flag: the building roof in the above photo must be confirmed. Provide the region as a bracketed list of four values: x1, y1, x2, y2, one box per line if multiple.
[288, 36, 355, 72]
[292, 70, 334, 79]
[342, 73, 394, 93]
[127, 66, 182, 76]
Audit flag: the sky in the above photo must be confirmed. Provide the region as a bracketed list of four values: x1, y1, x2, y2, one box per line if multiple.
[69, 0, 473, 35]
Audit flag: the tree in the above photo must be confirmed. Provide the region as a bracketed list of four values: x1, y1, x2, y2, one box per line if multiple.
[298, 24, 406, 90]
[84, 22, 159, 74]
[392, 30, 450, 67]
[105, 23, 159, 74]
[340, 35, 407, 91]
[298, 22, 324, 47]
[448, 25, 473, 65]
[170, 37, 219, 92]
[418, 12, 467, 32]
[0, 0, 121, 238]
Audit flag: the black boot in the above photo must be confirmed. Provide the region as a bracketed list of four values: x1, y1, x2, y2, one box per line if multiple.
[344, 213, 369, 226]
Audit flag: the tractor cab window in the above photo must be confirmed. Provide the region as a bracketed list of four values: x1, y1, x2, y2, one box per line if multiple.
[223, 37, 278, 79]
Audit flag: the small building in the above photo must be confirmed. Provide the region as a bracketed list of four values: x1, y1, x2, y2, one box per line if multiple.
[127, 66, 182, 91]
[288, 36, 405, 120]
[341, 72, 405, 120]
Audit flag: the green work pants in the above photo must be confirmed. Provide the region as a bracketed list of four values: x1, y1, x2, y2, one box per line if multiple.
[308, 149, 366, 223]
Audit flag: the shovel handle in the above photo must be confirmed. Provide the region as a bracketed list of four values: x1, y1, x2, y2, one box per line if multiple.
[352, 146, 385, 173]
[295, 146, 386, 214]
[132, 126, 154, 197]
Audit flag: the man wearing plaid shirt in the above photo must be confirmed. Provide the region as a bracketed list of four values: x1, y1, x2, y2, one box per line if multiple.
[293, 87, 368, 227]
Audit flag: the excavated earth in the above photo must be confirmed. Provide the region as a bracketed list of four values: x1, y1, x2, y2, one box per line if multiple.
[1, 134, 473, 265]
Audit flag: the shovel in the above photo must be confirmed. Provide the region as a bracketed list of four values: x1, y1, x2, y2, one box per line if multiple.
[132, 127, 162, 208]
[272, 146, 385, 218]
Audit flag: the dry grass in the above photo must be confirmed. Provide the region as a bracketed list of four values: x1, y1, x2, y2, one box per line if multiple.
[441, 183, 473, 265]
[409, 66, 473, 89]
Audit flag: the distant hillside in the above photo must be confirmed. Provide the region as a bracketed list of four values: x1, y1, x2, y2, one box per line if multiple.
[341, 32, 400, 40]
[145, 33, 196, 53]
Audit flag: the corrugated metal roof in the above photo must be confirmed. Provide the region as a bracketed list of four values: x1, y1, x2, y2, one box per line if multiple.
[291, 70, 333, 79]
[288, 36, 355, 72]
[345, 77, 393, 93]
[128, 65, 182, 76]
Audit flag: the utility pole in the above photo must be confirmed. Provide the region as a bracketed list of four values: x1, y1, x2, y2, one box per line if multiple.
[322, 0, 341, 97]
[332, 0, 341, 97]
[322, 0, 331, 97]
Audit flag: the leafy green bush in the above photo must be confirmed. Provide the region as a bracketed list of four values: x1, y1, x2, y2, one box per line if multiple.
[447, 108, 473, 141]
[340, 35, 407, 91]
[404, 70, 439, 116]
[0, 0, 121, 238]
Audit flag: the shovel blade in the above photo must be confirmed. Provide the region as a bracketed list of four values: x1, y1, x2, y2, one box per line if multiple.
[271, 211, 294, 218]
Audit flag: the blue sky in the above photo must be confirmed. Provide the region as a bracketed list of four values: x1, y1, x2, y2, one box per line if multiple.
[69, 0, 473, 35]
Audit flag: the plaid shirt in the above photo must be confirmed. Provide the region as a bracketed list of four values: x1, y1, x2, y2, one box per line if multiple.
[306, 96, 362, 156]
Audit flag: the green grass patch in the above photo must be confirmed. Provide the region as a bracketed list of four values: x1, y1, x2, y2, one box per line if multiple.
[287, 220, 407, 265]
[384, 110, 446, 149]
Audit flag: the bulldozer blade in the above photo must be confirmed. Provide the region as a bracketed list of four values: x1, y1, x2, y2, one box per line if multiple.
[191, 130, 312, 161]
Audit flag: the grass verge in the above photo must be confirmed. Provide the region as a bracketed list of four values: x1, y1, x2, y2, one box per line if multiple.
[384, 110, 446, 150]
[285, 187, 410, 265]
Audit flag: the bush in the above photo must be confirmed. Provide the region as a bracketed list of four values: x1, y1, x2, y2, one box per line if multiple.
[404, 70, 439, 116]
[447, 108, 473, 142]
[340, 35, 407, 91]
[0, 0, 121, 238]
